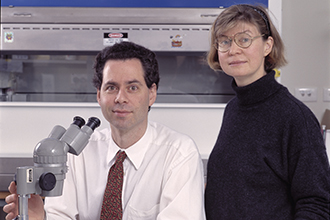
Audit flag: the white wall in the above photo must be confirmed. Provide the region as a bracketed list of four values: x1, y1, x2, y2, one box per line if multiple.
[281, 0, 330, 122]
[0, 103, 224, 159]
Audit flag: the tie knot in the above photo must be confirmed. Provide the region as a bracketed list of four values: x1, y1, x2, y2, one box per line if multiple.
[116, 151, 127, 163]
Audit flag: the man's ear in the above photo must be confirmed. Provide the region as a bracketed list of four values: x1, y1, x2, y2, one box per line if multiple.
[97, 89, 101, 104]
[148, 83, 157, 106]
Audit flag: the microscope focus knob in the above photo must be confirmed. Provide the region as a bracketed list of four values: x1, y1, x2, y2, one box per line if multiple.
[39, 172, 56, 191]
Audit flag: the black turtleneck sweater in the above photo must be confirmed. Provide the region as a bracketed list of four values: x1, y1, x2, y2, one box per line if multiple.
[205, 71, 330, 220]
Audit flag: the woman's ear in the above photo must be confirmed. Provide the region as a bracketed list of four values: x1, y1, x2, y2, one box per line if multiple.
[264, 36, 274, 57]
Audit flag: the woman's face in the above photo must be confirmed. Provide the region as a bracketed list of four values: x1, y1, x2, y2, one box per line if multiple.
[217, 22, 273, 87]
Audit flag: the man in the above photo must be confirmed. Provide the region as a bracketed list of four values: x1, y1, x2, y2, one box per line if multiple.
[4, 42, 206, 219]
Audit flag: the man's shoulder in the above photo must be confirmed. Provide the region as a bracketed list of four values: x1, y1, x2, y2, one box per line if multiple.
[149, 121, 191, 138]
[149, 121, 197, 149]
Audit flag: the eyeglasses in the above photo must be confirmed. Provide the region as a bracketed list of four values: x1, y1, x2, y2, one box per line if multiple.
[214, 32, 264, 52]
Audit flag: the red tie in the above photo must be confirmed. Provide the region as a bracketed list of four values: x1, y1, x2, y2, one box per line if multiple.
[100, 151, 127, 220]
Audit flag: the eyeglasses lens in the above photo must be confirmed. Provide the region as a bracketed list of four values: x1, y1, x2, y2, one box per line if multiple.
[235, 33, 252, 48]
[216, 33, 252, 52]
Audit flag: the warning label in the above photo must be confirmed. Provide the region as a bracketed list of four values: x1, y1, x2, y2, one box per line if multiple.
[103, 32, 129, 46]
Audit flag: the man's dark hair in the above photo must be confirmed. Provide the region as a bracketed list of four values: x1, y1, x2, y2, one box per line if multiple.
[93, 41, 160, 90]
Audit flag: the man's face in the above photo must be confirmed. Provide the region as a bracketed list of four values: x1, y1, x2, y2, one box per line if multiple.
[97, 58, 157, 135]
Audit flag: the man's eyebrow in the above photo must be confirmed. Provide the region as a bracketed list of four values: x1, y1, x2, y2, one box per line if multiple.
[127, 80, 143, 85]
[103, 80, 143, 87]
[103, 81, 118, 87]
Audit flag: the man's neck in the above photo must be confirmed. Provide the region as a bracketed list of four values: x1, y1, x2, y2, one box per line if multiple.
[110, 123, 148, 149]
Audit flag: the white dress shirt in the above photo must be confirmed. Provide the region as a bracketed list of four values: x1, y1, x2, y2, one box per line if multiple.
[44, 121, 206, 220]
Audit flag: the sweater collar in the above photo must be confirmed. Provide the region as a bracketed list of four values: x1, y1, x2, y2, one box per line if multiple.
[232, 70, 281, 106]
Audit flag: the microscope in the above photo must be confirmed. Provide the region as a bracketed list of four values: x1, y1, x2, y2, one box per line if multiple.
[15, 116, 101, 220]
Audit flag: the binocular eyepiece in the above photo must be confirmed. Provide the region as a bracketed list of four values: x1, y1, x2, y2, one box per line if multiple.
[72, 116, 101, 131]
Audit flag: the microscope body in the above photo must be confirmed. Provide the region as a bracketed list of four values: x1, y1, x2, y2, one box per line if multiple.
[15, 116, 100, 220]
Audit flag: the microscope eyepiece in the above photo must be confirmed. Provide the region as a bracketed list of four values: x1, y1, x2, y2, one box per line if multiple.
[86, 117, 101, 130]
[73, 116, 86, 128]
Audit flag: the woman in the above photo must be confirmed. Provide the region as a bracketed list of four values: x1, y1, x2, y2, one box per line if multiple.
[205, 4, 330, 220]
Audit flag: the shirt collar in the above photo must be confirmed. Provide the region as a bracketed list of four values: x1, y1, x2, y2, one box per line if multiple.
[107, 123, 151, 170]
[107, 139, 121, 166]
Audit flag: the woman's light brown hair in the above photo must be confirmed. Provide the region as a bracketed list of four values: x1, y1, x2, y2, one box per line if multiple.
[207, 4, 287, 72]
